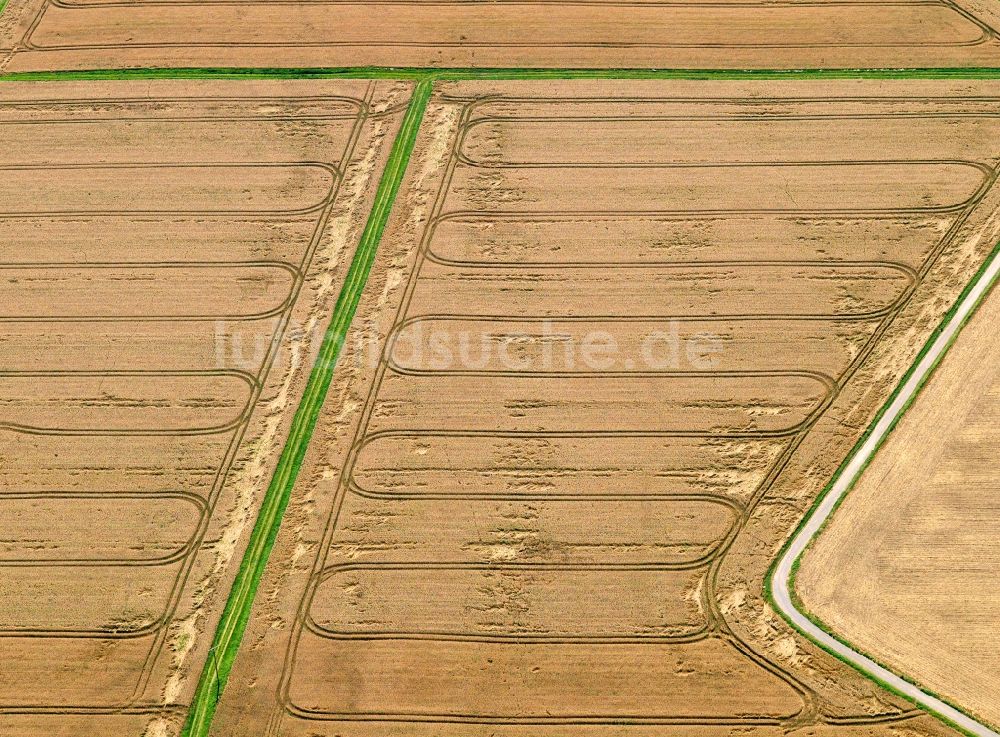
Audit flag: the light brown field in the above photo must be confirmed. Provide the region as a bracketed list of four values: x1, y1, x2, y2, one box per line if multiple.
[210, 79, 1000, 737]
[3, 0, 1000, 71]
[797, 270, 1000, 730]
[0, 79, 410, 737]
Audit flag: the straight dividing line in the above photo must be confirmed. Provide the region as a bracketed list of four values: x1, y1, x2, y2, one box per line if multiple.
[4, 66, 1000, 81]
[769, 238, 1000, 737]
[179, 77, 432, 737]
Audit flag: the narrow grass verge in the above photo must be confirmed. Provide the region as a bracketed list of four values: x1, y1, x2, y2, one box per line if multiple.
[179, 77, 432, 737]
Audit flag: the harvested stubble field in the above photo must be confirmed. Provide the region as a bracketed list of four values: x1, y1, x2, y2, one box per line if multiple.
[0, 78, 410, 737]
[797, 263, 1000, 731]
[3, 0, 1000, 71]
[210, 79, 1000, 737]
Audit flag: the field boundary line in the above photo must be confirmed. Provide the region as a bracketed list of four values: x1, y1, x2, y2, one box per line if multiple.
[179, 77, 431, 737]
[4, 67, 1000, 82]
[767, 238, 1000, 737]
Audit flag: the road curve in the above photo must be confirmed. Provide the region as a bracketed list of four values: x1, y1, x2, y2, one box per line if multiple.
[771, 246, 1000, 737]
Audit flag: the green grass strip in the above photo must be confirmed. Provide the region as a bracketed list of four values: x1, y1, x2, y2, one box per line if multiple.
[766, 239, 1000, 737]
[180, 77, 432, 737]
[3, 66, 1000, 82]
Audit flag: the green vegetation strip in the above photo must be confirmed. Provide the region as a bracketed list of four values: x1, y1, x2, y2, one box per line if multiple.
[3, 66, 1000, 82]
[767, 239, 1000, 737]
[180, 78, 431, 737]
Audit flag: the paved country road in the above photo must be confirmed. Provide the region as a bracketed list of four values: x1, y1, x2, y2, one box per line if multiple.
[771, 246, 1000, 737]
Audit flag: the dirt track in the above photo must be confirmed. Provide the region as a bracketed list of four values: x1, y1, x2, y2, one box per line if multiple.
[3, 0, 1000, 71]
[209, 79, 1000, 737]
[0, 79, 409, 737]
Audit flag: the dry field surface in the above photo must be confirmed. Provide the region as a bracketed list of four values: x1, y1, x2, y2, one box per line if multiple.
[798, 273, 1000, 730]
[210, 79, 1000, 737]
[3, 0, 1000, 71]
[0, 78, 410, 737]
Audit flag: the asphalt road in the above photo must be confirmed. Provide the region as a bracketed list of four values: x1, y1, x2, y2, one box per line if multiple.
[771, 246, 1000, 737]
